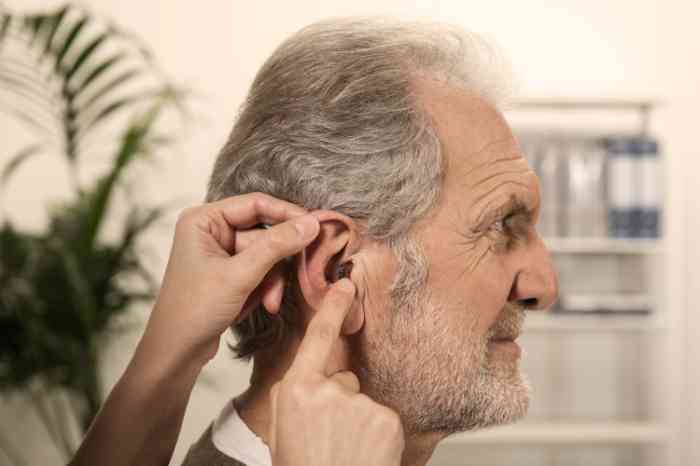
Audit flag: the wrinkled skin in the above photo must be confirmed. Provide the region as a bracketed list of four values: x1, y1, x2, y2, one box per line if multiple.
[237, 79, 559, 466]
[348, 78, 559, 465]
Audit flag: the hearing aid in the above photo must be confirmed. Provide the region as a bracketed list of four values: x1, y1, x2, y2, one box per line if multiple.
[333, 261, 354, 282]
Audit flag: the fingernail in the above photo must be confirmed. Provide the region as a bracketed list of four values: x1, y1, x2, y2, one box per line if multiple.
[294, 214, 318, 239]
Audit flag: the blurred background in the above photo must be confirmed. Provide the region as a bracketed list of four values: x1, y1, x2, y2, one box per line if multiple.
[1, 1, 698, 465]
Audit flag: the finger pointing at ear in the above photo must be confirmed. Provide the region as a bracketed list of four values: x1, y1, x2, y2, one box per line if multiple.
[291, 278, 356, 375]
[270, 276, 405, 466]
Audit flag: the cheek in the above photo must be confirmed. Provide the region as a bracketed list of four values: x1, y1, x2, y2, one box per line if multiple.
[431, 258, 513, 335]
[355, 249, 398, 333]
[475, 265, 513, 328]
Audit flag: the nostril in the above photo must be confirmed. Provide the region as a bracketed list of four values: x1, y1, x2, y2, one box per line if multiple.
[520, 298, 538, 309]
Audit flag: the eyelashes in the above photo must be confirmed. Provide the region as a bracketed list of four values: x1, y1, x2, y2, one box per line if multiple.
[464, 198, 535, 253]
[490, 212, 530, 251]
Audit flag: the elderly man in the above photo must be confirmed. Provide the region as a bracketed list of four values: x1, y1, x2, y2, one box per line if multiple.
[178, 17, 558, 466]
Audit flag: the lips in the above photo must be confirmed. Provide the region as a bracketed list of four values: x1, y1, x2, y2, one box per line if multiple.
[488, 306, 525, 342]
[489, 328, 520, 341]
[487, 338, 523, 358]
[489, 334, 518, 342]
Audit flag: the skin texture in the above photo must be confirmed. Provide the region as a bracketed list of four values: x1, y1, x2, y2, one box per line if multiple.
[238, 79, 558, 466]
[348, 79, 559, 463]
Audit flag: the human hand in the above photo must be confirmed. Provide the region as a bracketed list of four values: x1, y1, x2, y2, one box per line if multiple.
[138, 193, 320, 372]
[269, 279, 405, 466]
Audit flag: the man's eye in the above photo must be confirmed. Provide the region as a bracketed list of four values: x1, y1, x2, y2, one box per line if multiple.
[492, 215, 513, 233]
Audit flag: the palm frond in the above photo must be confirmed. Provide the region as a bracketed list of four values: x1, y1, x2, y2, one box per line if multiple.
[69, 51, 126, 97]
[0, 2, 188, 452]
[53, 15, 87, 73]
[53, 241, 96, 334]
[74, 68, 141, 114]
[37, 6, 69, 63]
[0, 3, 176, 171]
[0, 12, 12, 47]
[77, 103, 162, 252]
[0, 144, 44, 187]
[64, 31, 107, 83]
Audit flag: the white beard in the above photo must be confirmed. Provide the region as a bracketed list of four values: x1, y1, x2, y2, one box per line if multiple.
[351, 294, 530, 436]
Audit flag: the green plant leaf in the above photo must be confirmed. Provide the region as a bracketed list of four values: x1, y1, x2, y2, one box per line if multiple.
[78, 103, 162, 253]
[76, 91, 151, 136]
[112, 205, 165, 274]
[123, 206, 163, 246]
[22, 12, 47, 48]
[0, 12, 11, 46]
[0, 144, 43, 187]
[52, 241, 95, 333]
[69, 51, 126, 98]
[53, 15, 87, 74]
[0, 3, 186, 438]
[64, 32, 108, 84]
[75, 68, 141, 115]
[39, 5, 69, 62]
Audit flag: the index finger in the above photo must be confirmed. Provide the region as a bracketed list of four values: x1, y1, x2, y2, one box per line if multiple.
[291, 278, 356, 374]
[209, 192, 307, 229]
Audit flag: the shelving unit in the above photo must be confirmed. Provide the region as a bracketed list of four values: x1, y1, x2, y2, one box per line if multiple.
[515, 99, 658, 135]
[544, 237, 662, 255]
[523, 313, 667, 333]
[445, 422, 668, 445]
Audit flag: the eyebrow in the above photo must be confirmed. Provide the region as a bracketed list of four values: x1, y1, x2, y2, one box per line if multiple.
[474, 196, 533, 231]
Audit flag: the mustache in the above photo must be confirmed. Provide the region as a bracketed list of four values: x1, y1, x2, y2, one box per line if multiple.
[487, 304, 525, 340]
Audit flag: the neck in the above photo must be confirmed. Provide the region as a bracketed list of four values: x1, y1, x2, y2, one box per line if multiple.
[234, 347, 444, 466]
[401, 431, 444, 466]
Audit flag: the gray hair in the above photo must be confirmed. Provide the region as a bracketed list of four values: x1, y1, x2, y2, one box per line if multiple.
[206, 17, 512, 359]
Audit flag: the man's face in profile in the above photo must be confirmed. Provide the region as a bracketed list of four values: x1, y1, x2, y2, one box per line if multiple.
[351, 78, 558, 437]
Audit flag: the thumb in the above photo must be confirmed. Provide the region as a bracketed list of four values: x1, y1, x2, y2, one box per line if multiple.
[228, 214, 319, 292]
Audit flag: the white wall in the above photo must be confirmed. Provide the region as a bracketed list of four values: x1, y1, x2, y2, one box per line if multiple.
[2, 1, 699, 465]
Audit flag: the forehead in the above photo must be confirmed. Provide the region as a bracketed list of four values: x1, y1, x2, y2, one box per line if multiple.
[413, 78, 539, 221]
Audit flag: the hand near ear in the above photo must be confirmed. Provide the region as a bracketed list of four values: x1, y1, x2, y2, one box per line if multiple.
[269, 279, 405, 466]
[144, 193, 322, 368]
[69, 193, 321, 466]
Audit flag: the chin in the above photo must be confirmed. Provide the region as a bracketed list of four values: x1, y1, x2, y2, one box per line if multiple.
[464, 368, 531, 431]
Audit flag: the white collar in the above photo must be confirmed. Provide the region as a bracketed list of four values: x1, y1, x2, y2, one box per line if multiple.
[211, 399, 272, 466]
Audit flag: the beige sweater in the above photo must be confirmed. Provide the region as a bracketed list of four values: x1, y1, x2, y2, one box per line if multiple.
[180, 426, 247, 466]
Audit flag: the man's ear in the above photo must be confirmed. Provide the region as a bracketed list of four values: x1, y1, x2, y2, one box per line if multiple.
[297, 210, 364, 335]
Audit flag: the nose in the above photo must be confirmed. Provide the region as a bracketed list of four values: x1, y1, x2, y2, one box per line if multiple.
[508, 237, 559, 311]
